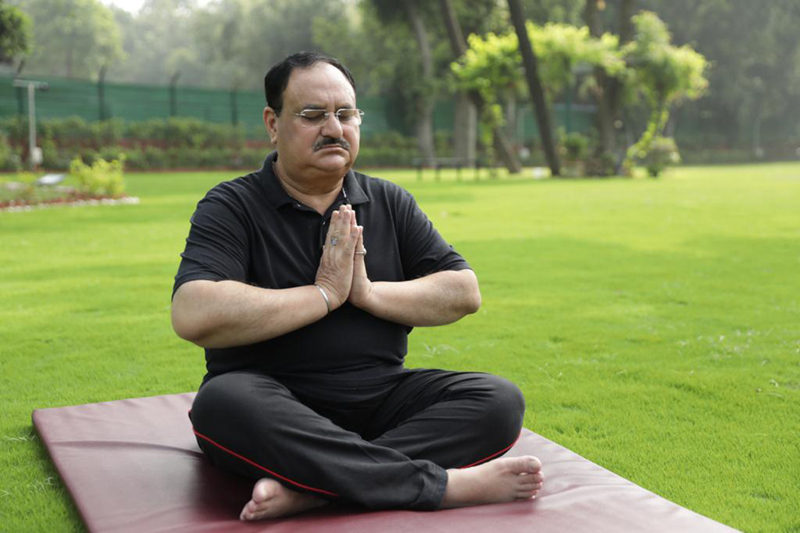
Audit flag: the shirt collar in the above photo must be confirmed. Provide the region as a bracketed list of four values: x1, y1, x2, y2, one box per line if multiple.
[259, 151, 369, 209]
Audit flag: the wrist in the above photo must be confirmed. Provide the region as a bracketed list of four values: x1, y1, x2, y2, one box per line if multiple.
[313, 284, 332, 314]
[313, 280, 346, 311]
[349, 280, 376, 311]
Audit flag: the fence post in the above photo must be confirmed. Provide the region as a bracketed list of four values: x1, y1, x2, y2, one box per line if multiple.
[170, 72, 181, 117]
[98, 65, 107, 121]
[15, 84, 24, 116]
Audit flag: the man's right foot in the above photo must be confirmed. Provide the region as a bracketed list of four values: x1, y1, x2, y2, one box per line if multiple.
[441, 455, 544, 508]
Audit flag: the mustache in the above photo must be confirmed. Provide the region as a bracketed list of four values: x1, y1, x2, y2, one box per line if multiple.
[313, 137, 351, 152]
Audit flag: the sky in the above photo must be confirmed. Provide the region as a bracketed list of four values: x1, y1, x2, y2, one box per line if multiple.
[101, 0, 147, 14]
[100, 0, 213, 14]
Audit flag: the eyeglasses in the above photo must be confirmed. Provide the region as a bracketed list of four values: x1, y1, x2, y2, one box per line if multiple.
[292, 108, 364, 127]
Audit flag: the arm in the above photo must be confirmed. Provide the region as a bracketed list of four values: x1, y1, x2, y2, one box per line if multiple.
[351, 270, 481, 327]
[172, 280, 328, 348]
[348, 228, 481, 327]
[172, 205, 360, 349]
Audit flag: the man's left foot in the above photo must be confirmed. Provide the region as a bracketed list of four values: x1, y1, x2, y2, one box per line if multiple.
[240, 478, 327, 520]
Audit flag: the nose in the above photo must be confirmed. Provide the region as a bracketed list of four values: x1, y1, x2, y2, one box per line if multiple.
[320, 112, 344, 138]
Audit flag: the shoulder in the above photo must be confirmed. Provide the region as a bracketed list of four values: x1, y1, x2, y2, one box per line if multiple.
[204, 171, 261, 203]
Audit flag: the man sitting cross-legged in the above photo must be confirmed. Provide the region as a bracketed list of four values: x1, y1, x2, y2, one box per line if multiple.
[171, 52, 544, 521]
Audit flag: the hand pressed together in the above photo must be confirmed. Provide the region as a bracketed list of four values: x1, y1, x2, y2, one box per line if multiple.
[314, 204, 372, 311]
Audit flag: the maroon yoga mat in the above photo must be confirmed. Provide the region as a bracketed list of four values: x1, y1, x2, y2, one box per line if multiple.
[33, 393, 737, 533]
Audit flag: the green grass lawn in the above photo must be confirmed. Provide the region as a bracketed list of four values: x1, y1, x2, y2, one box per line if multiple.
[1, 163, 798, 532]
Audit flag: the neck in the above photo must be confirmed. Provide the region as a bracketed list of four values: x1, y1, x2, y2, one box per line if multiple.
[273, 160, 345, 215]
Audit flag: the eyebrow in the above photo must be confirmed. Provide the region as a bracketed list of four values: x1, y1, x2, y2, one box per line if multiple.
[299, 103, 355, 110]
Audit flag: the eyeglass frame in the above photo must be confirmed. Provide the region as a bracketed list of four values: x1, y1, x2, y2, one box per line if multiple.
[291, 108, 365, 127]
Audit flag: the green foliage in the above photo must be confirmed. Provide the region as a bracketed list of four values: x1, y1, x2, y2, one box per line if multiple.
[559, 131, 590, 161]
[623, 12, 708, 109]
[453, 20, 625, 172]
[453, 22, 625, 108]
[623, 12, 708, 170]
[641, 135, 681, 177]
[527, 22, 625, 95]
[355, 131, 454, 167]
[19, 0, 125, 78]
[638, 0, 800, 150]
[0, 131, 22, 171]
[584, 152, 617, 177]
[557, 131, 591, 177]
[453, 31, 522, 106]
[13, 170, 37, 202]
[0, 1, 31, 62]
[68, 156, 125, 197]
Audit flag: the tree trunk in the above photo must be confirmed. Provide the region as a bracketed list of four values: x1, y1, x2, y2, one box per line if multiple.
[507, 0, 561, 176]
[453, 92, 477, 164]
[437, 0, 521, 173]
[608, 0, 636, 124]
[404, 0, 436, 165]
[585, 0, 616, 155]
[505, 91, 517, 143]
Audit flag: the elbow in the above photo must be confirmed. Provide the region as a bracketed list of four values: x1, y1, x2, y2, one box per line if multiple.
[171, 304, 208, 345]
[463, 288, 481, 315]
[171, 282, 214, 347]
[459, 270, 482, 315]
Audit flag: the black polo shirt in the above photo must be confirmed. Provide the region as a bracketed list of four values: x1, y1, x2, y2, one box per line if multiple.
[174, 152, 470, 382]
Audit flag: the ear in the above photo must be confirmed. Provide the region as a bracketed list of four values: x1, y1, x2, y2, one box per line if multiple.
[264, 106, 279, 145]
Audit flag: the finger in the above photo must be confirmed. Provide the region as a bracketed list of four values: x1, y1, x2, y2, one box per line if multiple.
[346, 221, 359, 251]
[355, 227, 364, 260]
[326, 210, 349, 249]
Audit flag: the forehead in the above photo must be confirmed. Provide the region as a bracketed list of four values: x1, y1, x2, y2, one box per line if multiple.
[283, 63, 356, 108]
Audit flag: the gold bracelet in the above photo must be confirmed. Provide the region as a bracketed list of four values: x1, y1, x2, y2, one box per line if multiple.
[314, 284, 332, 314]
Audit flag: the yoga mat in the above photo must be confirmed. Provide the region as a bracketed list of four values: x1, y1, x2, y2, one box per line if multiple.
[33, 393, 738, 532]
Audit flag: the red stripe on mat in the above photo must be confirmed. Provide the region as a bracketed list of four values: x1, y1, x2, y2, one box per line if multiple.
[193, 429, 339, 497]
[459, 431, 521, 469]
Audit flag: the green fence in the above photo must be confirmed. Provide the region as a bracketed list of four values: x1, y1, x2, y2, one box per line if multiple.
[1, 74, 594, 141]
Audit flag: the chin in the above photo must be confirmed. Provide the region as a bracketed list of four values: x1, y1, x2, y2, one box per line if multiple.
[315, 151, 352, 171]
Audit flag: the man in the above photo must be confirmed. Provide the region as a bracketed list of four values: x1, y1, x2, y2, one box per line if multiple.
[171, 52, 544, 521]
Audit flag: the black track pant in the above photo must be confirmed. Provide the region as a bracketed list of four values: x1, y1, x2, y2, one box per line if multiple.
[190, 368, 525, 511]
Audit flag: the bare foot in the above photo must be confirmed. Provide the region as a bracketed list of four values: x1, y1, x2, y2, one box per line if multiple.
[240, 478, 328, 521]
[441, 455, 544, 508]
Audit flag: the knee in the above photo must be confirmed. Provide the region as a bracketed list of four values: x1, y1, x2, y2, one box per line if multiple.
[483, 375, 525, 433]
[190, 372, 264, 435]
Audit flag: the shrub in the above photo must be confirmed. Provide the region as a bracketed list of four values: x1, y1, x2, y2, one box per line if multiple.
[69, 156, 126, 197]
[0, 132, 22, 171]
[585, 152, 617, 177]
[41, 139, 71, 170]
[642, 136, 681, 177]
[559, 131, 590, 161]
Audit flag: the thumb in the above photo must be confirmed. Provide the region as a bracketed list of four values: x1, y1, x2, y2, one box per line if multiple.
[354, 226, 366, 266]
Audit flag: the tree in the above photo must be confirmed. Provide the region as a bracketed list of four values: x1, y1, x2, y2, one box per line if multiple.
[109, 0, 207, 86]
[623, 11, 707, 171]
[584, 0, 637, 157]
[639, 0, 800, 155]
[368, 0, 439, 164]
[453, 19, 624, 176]
[507, 0, 561, 176]
[437, 0, 521, 173]
[0, 1, 31, 65]
[19, 0, 124, 78]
